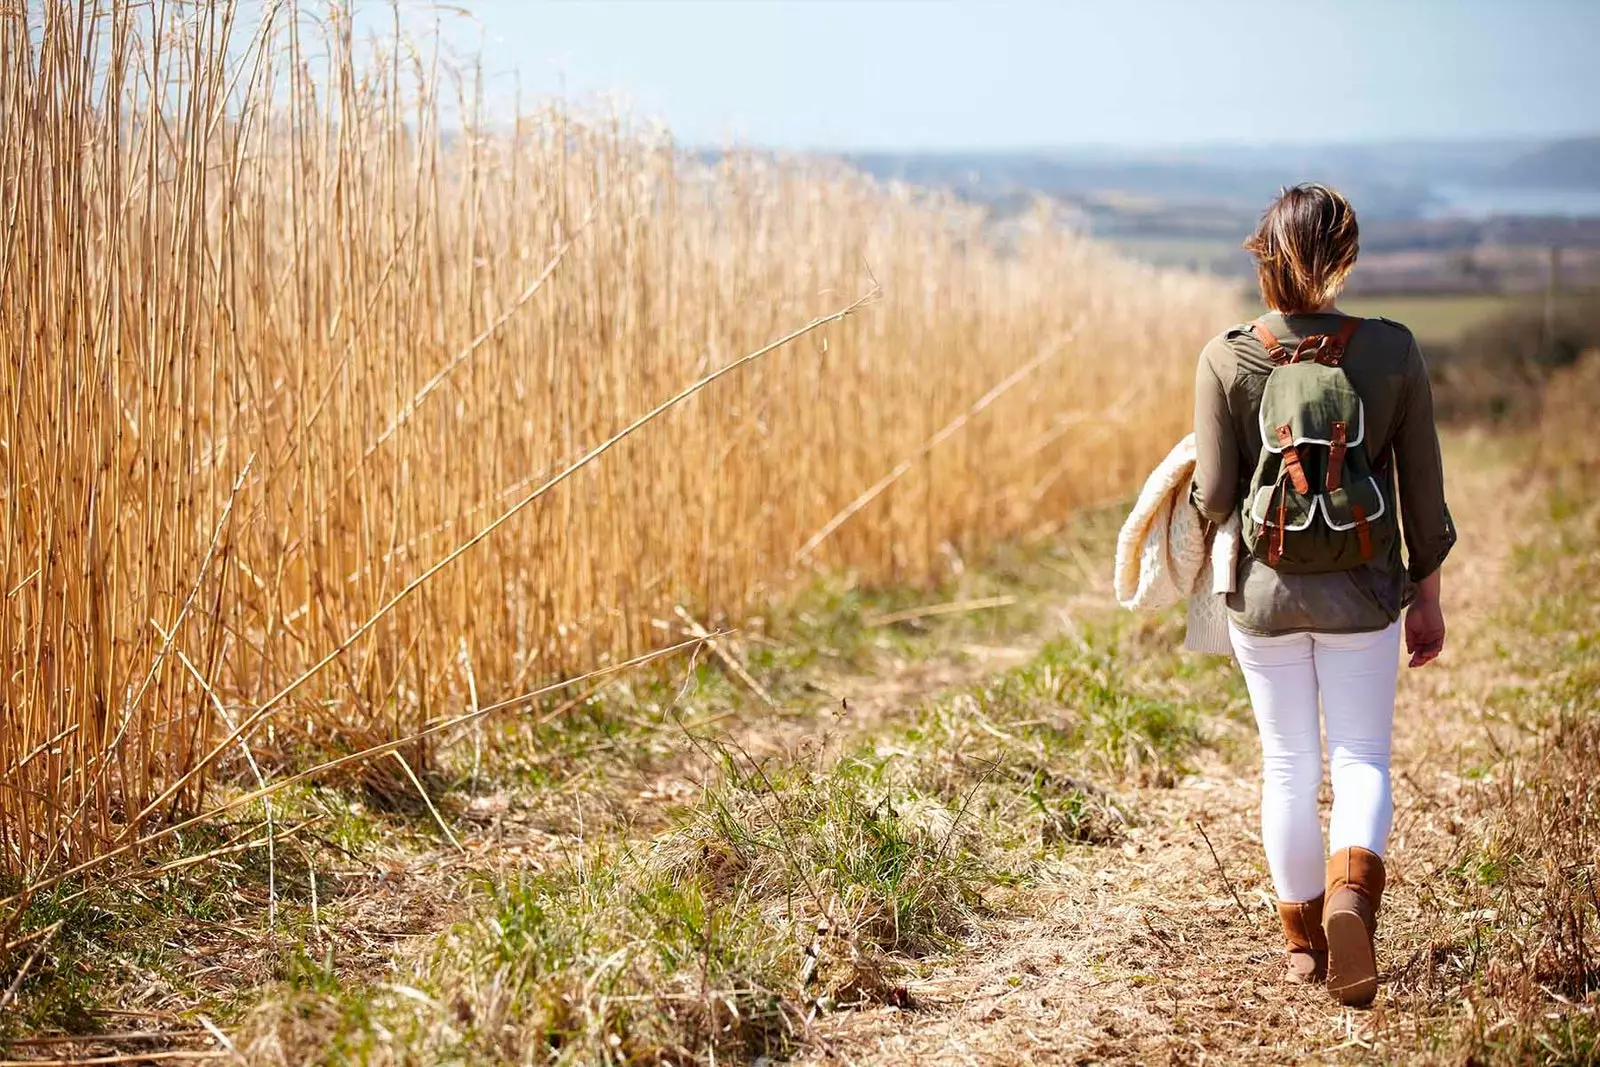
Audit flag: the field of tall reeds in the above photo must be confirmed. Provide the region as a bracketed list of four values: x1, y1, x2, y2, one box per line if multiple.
[0, 1, 1231, 883]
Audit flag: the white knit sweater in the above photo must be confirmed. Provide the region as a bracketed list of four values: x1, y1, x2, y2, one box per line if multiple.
[1113, 434, 1238, 655]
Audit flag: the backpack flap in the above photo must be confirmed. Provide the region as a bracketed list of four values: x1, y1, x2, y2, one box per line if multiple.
[1248, 481, 1317, 532]
[1257, 363, 1365, 460]
[1321, 475, 1388, 561]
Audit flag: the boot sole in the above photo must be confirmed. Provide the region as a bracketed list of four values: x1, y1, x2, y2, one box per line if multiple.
[1325, 909, 1377, 1006]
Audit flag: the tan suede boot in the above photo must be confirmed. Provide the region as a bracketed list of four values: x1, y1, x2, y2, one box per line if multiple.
[1324, 847, 1386, 1006]
[1276, 895, 1328, 983]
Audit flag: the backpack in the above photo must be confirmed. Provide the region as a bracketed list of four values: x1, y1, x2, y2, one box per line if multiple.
[1240, 317, 1395, 573]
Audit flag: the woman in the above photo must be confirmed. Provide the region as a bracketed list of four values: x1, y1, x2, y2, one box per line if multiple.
[1191, 183, 1454, 1007]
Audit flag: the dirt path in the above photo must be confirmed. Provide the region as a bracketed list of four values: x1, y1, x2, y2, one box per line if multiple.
[797, 432, 1542, 1065]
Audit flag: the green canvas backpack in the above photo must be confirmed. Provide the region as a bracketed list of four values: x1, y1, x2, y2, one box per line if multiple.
[1241, 317, 1395, 573]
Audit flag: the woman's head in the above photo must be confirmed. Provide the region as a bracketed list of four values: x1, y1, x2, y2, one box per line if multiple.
[1244, 183, 1360, 314]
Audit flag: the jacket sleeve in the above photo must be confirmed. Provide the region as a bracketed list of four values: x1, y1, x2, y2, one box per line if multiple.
[1191, 340, 1239, 525]
[1393, 338, 1456, 581]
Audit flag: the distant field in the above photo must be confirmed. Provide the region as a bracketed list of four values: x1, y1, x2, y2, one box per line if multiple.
[1232, 291, 1592, 348]
[1337, 293, 1527, 345]
[1112, 234, 1595, 349]
[1108, 235, 1579, 348]
[1111, 234, 1245, 273]
[1341, 292, 1599, 347]
[1231, 293, 1522, 347]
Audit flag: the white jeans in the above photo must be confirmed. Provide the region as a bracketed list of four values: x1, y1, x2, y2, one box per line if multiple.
[1228, 619, 1402, 903]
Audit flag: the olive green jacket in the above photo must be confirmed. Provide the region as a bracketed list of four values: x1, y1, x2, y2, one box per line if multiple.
[1191, 311, 1456, 636]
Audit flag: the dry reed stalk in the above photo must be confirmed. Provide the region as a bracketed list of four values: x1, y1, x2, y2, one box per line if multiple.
[0, 919, 60, 1014]
[129, 287, 876, 834]
[0, 1032, 214, 1048]
[862, 595, 1019, 628]
[0, 1055, 227, 1067]
[0, 0, 1235, 880]
[673, 605, 778, 708]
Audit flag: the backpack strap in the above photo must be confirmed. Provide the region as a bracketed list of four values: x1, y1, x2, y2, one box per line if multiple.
[1268, 421, 1309, 566]
[1251, 316, 1363, 366]
[1251, 321, 1292, 365]
[1271, 482, 1288, 565]
[1276, 424, 1310, 494]
[1327, 420, 1348, 491]
[1351, 503, 1374, 560]
[1311, 316, 1362, 367]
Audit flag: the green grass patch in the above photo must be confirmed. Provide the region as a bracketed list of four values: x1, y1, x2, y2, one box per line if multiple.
[902, 616, 1245, 788]
[443, 852, 799, 1063]
[450, 530, 1114, 804]
[764, 532, 1103, 676]
[0, 780, 446, 1043]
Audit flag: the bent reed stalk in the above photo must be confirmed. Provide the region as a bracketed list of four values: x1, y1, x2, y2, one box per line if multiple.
[0, 1, 1235, 878]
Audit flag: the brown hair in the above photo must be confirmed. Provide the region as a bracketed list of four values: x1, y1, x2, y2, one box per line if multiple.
[1243, 183, 1360, 314]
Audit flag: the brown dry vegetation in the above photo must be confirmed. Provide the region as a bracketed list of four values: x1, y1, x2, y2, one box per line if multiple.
[0, 1, 1229, 879]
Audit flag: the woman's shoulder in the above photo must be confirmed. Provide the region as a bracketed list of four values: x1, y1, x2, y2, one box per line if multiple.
[1353, 314, 1421, 355]
[1354, 315, 1426, 373]
[1198, 320, 1267, 382]
[1202, 320, 1258, 358]
[1359, 315, 1416, 343]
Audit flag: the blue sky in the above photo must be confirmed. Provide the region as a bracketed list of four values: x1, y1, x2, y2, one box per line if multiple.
[373, 0, 1598, 149]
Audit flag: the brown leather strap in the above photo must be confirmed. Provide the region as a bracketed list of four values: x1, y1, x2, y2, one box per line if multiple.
[1252, 321, 1291, 365]
[1263, 316, 1365, 366]
[1324, 316, 1363, 363]
[1277, 424, 1310, 494]
[1327, 420, 1348, 492]
[1307, 316, 1362, 367]
[1271, 482, 1287, 564]
[1352, 504, 1373, 560]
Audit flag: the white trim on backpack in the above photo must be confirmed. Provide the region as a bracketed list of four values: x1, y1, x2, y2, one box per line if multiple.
[1260, 397, 1366, 453]
[1249, 476, 1387, 533]
[1318, 476, 1387, 530]
[1249, 485, 1317, 531]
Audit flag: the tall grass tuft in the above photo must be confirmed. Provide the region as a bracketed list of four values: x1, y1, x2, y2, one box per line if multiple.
[0, 1, 1234, 877]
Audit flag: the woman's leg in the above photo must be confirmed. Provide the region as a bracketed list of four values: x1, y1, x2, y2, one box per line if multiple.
[1312, 619, 1402, 1006]
[1313, 621, 1402, 856]
[1228, 621, 1324, 902]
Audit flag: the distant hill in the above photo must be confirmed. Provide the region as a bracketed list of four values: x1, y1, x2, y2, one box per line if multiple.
[839, 150, 1433, 221]
[825, 137, 1600, 228]
[1487, 137, 1600, 188]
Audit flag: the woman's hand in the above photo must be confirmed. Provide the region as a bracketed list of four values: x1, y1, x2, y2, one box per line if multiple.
[1406, 569, 1446, 668]
[1406, 598, 1445, 667]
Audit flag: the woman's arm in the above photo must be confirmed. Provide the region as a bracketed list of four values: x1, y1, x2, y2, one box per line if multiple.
[1393, 337, 1455, 667]
[1191, 341, 1239, 525]
[1406, 568, 1445, 668]
[1392, 338, 1456, 581]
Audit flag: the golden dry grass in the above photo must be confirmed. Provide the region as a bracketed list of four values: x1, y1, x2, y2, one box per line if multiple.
[0, 2, 1233, 878]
